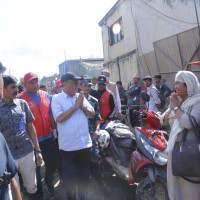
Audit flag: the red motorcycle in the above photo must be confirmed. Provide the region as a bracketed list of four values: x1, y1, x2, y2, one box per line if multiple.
[99, 92, 169, 200]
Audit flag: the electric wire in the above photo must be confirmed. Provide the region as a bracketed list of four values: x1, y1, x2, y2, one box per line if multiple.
[140, 0, 198, 25]
[129, 0, 151, 75]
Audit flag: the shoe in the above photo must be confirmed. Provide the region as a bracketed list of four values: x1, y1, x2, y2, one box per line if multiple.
[27, 191, 43, 200]
[47, 184, 54, 197]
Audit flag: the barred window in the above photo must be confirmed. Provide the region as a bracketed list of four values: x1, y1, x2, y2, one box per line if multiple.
[108, 18, 124, 46]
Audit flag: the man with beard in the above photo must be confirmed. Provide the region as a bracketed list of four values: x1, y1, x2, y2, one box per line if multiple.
[0, 63, 22, 200]
[18, 72, 59, 197]
[0, 75, 43, 199]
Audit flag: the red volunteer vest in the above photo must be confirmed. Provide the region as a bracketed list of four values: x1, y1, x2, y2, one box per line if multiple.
[99, 90, 111, 124]
[18, 90, 51, 139]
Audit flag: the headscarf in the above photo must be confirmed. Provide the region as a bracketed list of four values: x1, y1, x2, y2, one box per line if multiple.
[162, 71, 200, 152]
[175, 70, 200, 96]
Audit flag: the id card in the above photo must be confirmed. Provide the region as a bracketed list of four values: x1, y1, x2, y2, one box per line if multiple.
[19, 121, 25, 132]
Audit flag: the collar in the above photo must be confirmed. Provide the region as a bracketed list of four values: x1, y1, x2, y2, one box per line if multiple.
[62, 90, 77, 99]
[87, 95, 92, 101]
[148, 84, 153, 89]
[0, 98, 17, 108]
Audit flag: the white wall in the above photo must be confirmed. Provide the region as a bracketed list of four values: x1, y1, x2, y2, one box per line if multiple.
[101, 0, 137, 62]
[131, 0, 200, 55]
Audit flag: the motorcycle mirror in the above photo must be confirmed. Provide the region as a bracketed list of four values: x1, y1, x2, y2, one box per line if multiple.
[141, 91, 150, 102]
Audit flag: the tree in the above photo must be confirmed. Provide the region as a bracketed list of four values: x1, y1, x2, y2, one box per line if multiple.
[18, 77, 24, 86]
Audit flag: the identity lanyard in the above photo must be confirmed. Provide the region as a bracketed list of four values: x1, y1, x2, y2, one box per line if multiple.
[19, 113, 25, 132]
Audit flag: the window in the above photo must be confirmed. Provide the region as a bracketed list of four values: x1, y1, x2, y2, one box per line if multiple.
[108, 18, 124, 46]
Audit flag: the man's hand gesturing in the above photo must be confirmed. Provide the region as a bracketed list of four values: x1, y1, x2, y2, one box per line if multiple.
[75, 91, 84, 109]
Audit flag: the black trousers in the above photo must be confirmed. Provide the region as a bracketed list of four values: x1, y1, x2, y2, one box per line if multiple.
[36, 138, 59, 191]
[60, 147, 91, 200]
[129, 107, 139, 128]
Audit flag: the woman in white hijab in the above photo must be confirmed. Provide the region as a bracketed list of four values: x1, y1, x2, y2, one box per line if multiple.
[160, 71, 200, 200]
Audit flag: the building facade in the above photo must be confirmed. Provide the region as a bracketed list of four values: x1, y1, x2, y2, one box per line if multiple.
[99, 0, 200, 88]
[58, 58, 104, 78]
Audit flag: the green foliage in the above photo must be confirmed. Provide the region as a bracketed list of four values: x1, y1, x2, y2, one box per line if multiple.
[19, 77, 24, 86]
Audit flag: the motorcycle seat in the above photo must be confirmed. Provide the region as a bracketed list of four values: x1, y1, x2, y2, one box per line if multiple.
[112, 135, 136, 149]
[112, 127, 135, 140]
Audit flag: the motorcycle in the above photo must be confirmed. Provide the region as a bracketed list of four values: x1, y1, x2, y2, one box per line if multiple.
[99, 92, 169, 200]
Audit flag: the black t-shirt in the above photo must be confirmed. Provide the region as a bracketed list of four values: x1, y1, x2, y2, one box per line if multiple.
[0, 132, 18, 200]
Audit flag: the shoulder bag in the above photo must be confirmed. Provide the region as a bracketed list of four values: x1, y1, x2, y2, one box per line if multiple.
[172, 115, 200, 183]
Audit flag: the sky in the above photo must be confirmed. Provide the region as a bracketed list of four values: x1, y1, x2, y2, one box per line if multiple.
[0, 0, 117, 79]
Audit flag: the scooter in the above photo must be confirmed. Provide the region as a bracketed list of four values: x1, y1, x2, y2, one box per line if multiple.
[99, 92, 169, 200]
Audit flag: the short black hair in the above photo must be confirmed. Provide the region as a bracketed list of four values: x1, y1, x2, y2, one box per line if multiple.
[116, 81, 122, 85]
[154, 74, 162, 79]
[18, 85, 24, 93]
[40, 84, 46, 89]
[3, 75, 18, 88]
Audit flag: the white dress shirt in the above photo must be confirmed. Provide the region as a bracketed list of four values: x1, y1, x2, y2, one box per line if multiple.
[52, 91, 94, 151]
[147, 84, 161, 113]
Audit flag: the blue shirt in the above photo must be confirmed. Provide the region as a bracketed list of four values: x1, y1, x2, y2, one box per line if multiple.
[87, 95, 101, 135]
[155, 83, 172, 98]
[125, 84, 141, 106]
[0, 132, 18, 200]
[52, 91, 94, 151]
[25, 91, 52, 114]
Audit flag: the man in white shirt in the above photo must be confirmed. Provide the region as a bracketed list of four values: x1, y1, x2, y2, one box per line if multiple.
[143, 76, 161, 113]
[51, 72, 94, 200]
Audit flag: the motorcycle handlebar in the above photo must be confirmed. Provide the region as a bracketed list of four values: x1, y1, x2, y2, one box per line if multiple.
[133, 110, 148, 118]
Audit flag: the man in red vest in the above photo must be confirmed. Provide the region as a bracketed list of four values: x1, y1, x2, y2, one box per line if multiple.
[95, 75, 116, 125]
[18, 72, 58, 197]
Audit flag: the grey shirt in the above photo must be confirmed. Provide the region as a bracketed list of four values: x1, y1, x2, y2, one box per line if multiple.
[0, 99, 35, 160]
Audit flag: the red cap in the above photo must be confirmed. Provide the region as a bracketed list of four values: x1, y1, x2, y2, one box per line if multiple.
[56, 79, 61, 87]
[24, 72, 38, 83]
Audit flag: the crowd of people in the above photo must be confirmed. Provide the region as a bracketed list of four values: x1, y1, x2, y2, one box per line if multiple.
[1, 60, 200, 200]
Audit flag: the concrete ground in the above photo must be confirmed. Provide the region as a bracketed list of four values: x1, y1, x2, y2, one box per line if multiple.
[22, 164, 137, 200]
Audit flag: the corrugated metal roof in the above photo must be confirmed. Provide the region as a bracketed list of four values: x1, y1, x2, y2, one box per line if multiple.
[59, 58, 104, 66]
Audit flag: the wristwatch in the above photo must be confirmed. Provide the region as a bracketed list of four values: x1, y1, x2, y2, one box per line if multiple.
[173, 106, 179, 112]
[35, 150, 42, 154]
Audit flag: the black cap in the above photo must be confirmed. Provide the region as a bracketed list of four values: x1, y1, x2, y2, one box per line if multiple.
[97, 75, 106, 84]
[143, 76, 152, 81]
[80, 78, 93, 85]
[154, 74, 161, 79]
[61, 72, 82, 83]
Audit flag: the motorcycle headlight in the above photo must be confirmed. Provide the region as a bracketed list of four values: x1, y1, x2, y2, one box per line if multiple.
[141, 138, 168, 165]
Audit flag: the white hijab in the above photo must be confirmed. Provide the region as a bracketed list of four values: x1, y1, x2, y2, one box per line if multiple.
[167, 71, 200, 152]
